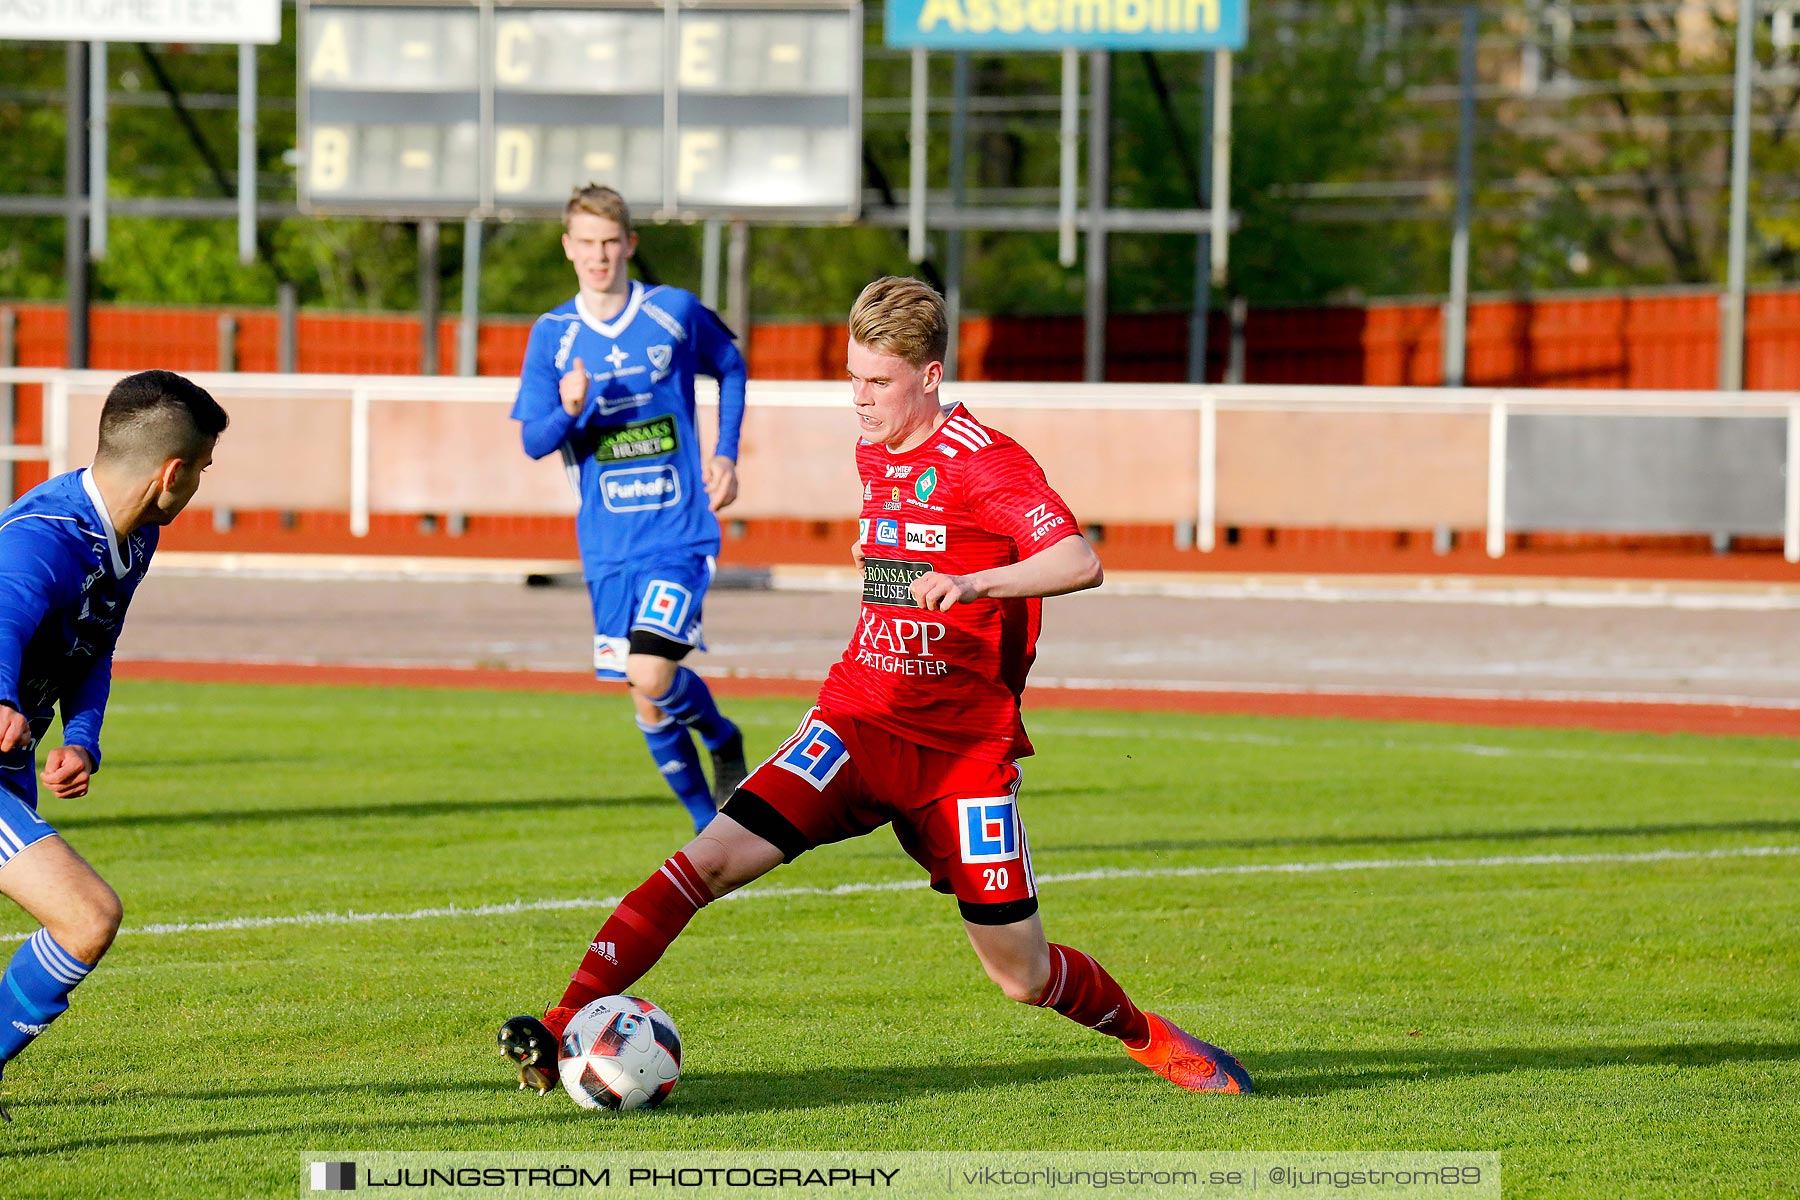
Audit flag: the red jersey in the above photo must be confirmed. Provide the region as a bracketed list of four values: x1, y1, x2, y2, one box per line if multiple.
[817, 403, 1081, 763]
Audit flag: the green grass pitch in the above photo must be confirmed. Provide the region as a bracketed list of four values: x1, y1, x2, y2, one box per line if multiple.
[0, 680, 1795, 1197]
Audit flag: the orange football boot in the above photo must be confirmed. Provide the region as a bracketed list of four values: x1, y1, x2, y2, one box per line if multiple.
[1125, 1013, 1254, 1093]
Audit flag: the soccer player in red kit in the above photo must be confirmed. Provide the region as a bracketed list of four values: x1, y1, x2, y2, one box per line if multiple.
[499, 277, 1252, 1095]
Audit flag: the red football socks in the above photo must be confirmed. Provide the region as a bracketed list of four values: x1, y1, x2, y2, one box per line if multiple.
[1033, 943, 1151, 1045]
[559, 852, 714, 1012]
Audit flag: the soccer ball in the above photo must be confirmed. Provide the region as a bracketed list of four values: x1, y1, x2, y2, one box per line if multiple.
[557, 995, 682, 1111]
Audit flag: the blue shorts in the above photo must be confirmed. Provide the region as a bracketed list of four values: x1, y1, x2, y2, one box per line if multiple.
[0, 754, 55, 869]
[587, 555, 715, 682]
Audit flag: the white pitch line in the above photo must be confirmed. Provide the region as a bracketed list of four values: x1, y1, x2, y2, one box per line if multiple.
[1027, 674, 1800, 711]
[6, 844, 1794, 944]
[113, 655, 1800, 712]
[1031, 722, 1800, 771]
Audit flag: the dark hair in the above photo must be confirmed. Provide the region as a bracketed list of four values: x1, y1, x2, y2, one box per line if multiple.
[96, 370, 229, 466]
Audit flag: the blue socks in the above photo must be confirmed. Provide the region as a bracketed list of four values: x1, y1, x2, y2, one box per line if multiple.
[648, 668, 737, 752]
[0, 930, 93, 1065]
[638, 715, 715, 831]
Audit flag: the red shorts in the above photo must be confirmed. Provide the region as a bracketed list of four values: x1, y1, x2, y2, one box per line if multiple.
[721, 705, 1039, 924]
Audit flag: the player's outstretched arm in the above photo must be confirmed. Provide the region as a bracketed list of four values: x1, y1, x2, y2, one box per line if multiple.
[911, 534, 1103, 612]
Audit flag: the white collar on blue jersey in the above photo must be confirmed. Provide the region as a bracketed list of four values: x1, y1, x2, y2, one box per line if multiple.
[576, 282, 646, 339]
[78, 468, 132, 577]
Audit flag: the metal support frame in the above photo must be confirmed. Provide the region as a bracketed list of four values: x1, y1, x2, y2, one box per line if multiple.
[945, 51, 969, 381]
[1226, 294, 1246, 383]
[726, 220, 750, 353]
[458, 216, 482, 376]
[0, 308, 14, 500]
[863, 205, 1219, 233]
[89, 41, 107, 261]
[419, 219, 440, 375]
[350, 383, 370, 536]
[237, 42, 257, 266]
[1787, 402, 1800, 561]
[65, 42, 89, 370]
[1722, 0, 1756, 391]
[701, 221, 723, 311]
[218, 313, 238, 372]
[277, 281, 298, 373]
[1084, 51, 1109, 383]
[1196, 392, 1216, 551]
[659, 0, 680, 215]
[44, 376, 70, 478]
[1187, 53, 1215, 384]
[909, 47, 929, 263]
[1486, 397, 1508, 557]
[1058, 48, 1080, 268]
[1209, 50, 1231, 286]
[1444, 6, 1477, 387]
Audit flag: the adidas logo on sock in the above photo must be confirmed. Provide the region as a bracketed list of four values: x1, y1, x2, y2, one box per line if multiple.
[11, 1020, 47, 1036]
[588, 941, 617, 964]
[658, 760, 686, 776]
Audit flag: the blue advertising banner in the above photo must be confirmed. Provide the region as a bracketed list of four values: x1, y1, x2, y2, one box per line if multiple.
[884, 0, 1246, 50]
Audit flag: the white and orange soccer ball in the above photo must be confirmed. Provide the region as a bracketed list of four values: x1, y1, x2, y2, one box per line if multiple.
[557, 995, 682, 1111]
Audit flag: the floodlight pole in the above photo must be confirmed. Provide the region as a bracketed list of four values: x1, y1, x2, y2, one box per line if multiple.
[726, 221, 750, 356]
[1058, 48, 1079, 268]
[420, 218, 440, 376]
[64, 41, 89, 369]
[909, 46, 929, 262]
[1444, 5, 1477, 387]
[1186, 53, 1214, 384]
[1083, 50, 1110, 383]
[1209, 49, 1231, 288]
[1722, 0, 1756, 391]
[237, 43, 257, 266]
[89, 41, 107, 261]
[945, 51, 969, 380]
[701, 221, 723, 311]
[459, 216, 482, 376]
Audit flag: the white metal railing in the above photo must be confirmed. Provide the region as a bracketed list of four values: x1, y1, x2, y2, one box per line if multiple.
[1, 368, 1796, 562]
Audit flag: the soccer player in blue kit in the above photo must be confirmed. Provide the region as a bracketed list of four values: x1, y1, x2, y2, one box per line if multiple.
[0, 370, 227, 1121]
[513, 185, 750, 832]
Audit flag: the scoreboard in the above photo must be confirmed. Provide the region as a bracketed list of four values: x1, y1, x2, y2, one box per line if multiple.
[299, 0, 862, 220]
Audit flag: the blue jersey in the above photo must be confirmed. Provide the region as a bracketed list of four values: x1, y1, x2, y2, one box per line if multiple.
[0, 470, 157, 772]
[512, 282, 748, 569]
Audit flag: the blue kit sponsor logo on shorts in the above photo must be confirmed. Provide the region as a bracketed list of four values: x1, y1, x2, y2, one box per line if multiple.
[776, 720, 850, 790]
[635, 580, 695, 639]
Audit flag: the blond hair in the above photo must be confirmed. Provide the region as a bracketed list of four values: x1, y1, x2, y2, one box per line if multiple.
[849, 277, 948, 368]
[564, 183, 633, 232]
